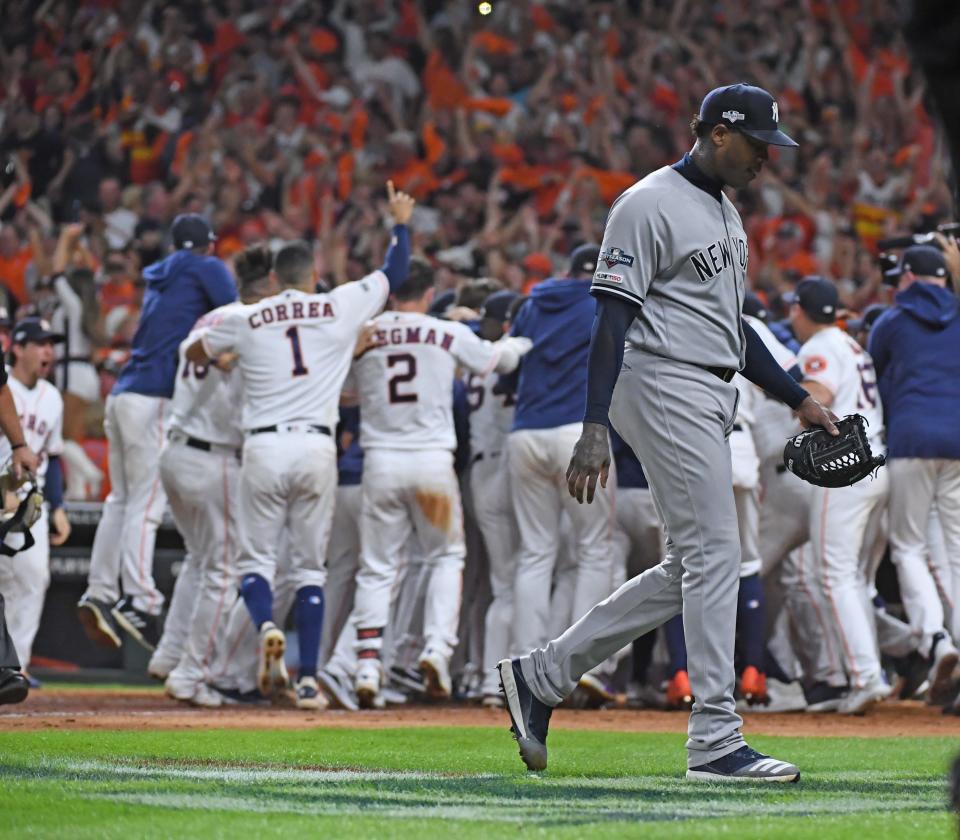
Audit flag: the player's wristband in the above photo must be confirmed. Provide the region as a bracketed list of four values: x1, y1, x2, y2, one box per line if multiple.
[10, 442, 26, 451]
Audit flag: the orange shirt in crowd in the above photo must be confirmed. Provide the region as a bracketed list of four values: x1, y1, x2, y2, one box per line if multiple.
[0, 246, 34, 304]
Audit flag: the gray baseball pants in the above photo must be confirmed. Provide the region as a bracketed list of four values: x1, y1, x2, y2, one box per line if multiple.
[518, 349, 745, 767]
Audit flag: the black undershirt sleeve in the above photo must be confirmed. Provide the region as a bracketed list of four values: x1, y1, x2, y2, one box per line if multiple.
[740, 318, 809, 409]
[583, 294, 641, 425]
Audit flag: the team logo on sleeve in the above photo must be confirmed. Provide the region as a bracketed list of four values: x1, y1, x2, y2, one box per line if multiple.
[600, 247, 634, 268]
[803, 356, 827, 374]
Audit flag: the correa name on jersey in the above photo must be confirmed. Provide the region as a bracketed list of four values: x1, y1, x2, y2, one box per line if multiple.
[374, 325, 455, 350]
[248, 299, 336, 328]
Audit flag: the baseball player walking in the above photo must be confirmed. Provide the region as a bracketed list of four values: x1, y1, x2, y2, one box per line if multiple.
[152, 246, 279, 707]
[188, 183, 415, 709]
[0, 319, 71, 674]
[499, 84, 838, 782]
[78, 214, 237, 652]
[869, 245, 960, 708]
[350, 261, 532, 707]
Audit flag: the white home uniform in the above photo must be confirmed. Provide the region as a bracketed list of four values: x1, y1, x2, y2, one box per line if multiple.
[796, 326, 888, 693]
[150, 307, 245, 703]
[350, 312, 528, 688]
[202, 275, 390, 598]
[0, 373, 64, 667]
[465, 369, 519, 698]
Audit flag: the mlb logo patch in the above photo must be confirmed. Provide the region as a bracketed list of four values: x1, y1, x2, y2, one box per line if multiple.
[600, 247, 634, 269]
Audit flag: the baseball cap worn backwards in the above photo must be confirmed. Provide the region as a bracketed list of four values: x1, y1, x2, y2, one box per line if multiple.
[12, 317, 65, 345]
[171, 214, 217, 250]
[699, 84, 798, 147]
[884, 244, 948, 281]
[569, 243, 601, 277]
[786, 276, 838, 324]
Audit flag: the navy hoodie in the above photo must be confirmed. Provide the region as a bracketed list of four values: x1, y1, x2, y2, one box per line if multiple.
[868, 281, 960, 459]
[114, 251, 237, 398]
[510, 278, 595, 430]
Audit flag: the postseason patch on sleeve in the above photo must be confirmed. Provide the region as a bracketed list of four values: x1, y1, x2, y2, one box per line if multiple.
[599, 247, 635, 268]
[593, 271, 623, 284]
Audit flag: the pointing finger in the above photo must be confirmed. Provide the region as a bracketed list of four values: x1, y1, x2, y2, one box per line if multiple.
[387, 180, 396, 202]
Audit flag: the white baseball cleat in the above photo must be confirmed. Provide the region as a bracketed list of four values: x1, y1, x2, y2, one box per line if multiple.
[257, 621, 288, 697]
[191, 683, 224, 708]
[838, 677, 891, 715]
[926, 633, 959, 706]
[419, 649, 452, 700]
[295, 675, 328, 711]
[355, 660, 382, 710]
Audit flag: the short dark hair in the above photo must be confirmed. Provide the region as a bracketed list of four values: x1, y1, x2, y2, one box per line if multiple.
[393, 257, 435, 302]
[233, 245, 272, 288]
[273, 240, 314, 286]
[690, 116, 714, 139]
[456, 278, 502, 311]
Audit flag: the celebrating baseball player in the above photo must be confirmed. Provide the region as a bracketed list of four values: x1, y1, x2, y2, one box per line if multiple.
[78, 214, 237, 652]
[350, 260, 532, 707]
[0, 318, 70, 674]
[187, 182, 415, 709]
[150, 246, 278, 707]
[498, 84, 842, 782]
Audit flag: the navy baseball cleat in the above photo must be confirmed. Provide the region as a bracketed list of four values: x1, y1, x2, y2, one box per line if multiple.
[498, 658, 552, 771]
[686, 745, 800, 783]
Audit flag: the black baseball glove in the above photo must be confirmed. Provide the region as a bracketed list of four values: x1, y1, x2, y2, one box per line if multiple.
[783, 414, 886, 488]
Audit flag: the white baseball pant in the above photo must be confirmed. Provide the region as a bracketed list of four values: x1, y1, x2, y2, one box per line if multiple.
[0, 506, 49, 667]
[809, 470, 890, 689]
[235, 431, 337, 590]
[470, 452, 520, 695]
[888, 458, 960, 657]
[353, 448, 465, 661]
[319, 484, 362, 667]
[84, 393, 168, 614]
[159, 440, 241, 686]
[509, 423, 616, 654]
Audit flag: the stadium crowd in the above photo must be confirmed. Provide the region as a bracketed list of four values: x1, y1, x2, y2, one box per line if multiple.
[1, 1, 960, 716]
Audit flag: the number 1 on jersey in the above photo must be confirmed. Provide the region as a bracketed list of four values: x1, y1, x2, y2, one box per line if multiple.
[285, 325, 309, 377]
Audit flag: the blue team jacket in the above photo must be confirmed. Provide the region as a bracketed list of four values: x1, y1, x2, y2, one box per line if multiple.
[869, 281, 960, 459]
[510, 278, 595, 431]
[113, 251, 237, 398]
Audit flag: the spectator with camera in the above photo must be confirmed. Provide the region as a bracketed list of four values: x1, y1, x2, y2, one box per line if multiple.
[868, 239, 960, 709]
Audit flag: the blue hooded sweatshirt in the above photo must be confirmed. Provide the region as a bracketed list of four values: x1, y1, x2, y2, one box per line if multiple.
[510, 278, 595, 431]
[113, 251, 238, 398]
[868, 281, 960, 459]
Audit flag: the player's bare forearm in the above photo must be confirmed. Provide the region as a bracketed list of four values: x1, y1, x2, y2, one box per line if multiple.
[0, 384, 38, 477]
[566, 421, 611, 504]
[185, 338, 210, 365]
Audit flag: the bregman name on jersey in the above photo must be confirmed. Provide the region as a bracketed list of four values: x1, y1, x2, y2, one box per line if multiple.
[374, 325, 455, 351]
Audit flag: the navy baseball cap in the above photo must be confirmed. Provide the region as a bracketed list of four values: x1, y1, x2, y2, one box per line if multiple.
[480, 290, 518, 323]
[699, 84, 798, 147]
[171, 214, 216, 250]
[847, 304, 887, 333]
[884, 244, 948, 281]
[569, 243, 601, 277]
[785, 276, 838, 323]
[12, 317, 65, 345]
[742, 291, 769, 321]
[427, 289, 456, 317]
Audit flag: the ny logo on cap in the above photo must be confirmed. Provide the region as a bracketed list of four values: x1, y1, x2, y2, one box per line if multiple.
[722, 110, 745, 123]
[772, 101, 779, 122]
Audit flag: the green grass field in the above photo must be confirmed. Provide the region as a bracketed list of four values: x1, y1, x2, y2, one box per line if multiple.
[0, 726, 955, 839]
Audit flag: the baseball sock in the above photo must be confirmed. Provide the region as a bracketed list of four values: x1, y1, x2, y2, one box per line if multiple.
[632, 630, 656, 684]
[295, 586, 325, 678]
[665, 615, 688, 675]
[240, 573, 273, 630]
[737, 574, 765, 669]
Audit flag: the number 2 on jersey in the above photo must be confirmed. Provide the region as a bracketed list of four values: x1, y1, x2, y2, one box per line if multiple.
[388, 353, 417, 403]
[285, 325, 309, 377]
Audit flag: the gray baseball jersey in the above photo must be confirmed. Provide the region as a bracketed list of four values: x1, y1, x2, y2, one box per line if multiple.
[590, 166, 748, 370]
